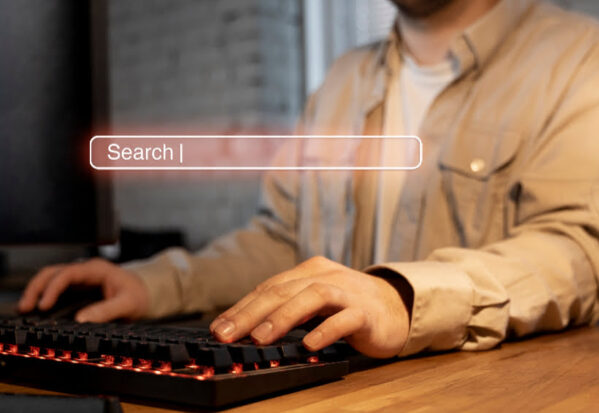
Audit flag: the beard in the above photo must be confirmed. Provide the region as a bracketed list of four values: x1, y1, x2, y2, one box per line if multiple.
[389, 0, 457, 19]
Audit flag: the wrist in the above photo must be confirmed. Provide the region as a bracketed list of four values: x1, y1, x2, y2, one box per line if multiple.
[372, 268, 414, 321]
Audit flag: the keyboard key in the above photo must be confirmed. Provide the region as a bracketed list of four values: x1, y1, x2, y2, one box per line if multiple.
[229, 344, 262, 366]
[258, 346, 281, 367]
[193, 347, 233, 372]
[154, 343, 190, 368]
[278, 343, 300, 361]
[98, 337, 114, 355]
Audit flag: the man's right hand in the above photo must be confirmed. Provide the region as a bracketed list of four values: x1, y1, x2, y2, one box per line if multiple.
[17, 258, 150, 323]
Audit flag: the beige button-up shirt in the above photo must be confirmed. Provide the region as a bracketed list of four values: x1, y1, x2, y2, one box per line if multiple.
[127, 0, 599, 356]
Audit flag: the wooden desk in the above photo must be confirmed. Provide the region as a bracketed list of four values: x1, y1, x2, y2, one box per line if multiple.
[1, 326, 597, 412]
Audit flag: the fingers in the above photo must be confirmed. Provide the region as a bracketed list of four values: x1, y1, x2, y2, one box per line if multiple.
[212, 279, 312, 342]
[250, 283, 348, 345]
[18, 265, 65, 312]
[211, 290, 260, 331]
[213, 268, 307, 326]
[212, 280, 349, 346]
[20, 259, 110, 312]
[210, 258, 331, 333]
[75, 294, 133, 323]
[303, 307, 368, 351]
[37, 261, 107, 311]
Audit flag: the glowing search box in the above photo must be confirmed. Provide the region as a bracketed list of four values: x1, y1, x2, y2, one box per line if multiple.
[89, 135, 422, 171]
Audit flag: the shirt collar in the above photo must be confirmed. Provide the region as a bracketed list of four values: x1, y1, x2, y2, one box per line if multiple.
[456, 0, 536, 73]
[363, 0, 536, 114]
[382, 0, 537, 75]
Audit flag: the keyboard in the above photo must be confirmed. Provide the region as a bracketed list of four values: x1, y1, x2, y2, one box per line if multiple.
[0, 316, 353, 408]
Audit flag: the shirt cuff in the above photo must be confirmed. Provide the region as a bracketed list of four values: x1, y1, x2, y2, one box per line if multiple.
[365, 261, 473, 356]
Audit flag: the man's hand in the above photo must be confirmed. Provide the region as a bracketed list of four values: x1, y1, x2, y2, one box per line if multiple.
[210, 257, 412, 358]
[18, 258, 150, 323]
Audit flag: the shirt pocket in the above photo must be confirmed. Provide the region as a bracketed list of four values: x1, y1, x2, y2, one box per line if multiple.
[437, 129, 522, 247]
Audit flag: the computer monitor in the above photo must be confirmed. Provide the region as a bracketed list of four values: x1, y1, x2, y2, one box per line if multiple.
[0, 0, 116, 245]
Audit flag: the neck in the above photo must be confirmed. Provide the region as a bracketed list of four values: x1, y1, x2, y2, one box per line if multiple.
[397, 0, 500, 65]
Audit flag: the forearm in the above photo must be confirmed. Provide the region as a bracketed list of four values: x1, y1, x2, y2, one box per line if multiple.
[125, 217, 298, 319]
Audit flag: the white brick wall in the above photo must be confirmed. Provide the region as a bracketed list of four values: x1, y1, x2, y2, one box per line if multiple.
[109, 0, 302, 131]
[113, 177, 262, 248]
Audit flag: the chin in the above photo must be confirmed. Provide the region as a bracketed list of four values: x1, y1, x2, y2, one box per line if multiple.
[390, 0, 456, 19]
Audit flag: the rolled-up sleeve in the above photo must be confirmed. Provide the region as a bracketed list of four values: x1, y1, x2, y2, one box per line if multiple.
[366, 261, 477, 355]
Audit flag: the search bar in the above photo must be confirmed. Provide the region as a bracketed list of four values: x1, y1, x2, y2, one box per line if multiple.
[89, 135, 422, 171]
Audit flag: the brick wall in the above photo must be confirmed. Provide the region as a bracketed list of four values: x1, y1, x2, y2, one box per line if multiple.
[108, 0, 302, 249]
[109, 0, 302, 132]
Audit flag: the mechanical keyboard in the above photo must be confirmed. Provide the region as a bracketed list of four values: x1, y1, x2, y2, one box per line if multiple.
[0, 316, 353, 408]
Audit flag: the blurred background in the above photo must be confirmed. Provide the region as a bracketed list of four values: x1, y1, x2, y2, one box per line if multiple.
[1, 0, 597, 278]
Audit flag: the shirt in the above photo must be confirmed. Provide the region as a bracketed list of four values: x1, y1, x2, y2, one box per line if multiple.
[376, 54, 459, 263]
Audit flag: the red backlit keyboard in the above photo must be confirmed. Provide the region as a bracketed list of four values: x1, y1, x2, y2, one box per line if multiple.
[0, 316, 351, 407]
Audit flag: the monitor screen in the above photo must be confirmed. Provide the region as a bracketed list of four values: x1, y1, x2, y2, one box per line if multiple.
[0, 0, 115, 245]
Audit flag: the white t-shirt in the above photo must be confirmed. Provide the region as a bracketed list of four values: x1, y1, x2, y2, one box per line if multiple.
[375, 55, 459, 263]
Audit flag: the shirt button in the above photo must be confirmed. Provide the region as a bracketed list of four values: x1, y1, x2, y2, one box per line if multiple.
[470, 158, 486, 173]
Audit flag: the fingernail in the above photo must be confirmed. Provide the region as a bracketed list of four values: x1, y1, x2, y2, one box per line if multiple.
[215, 320, 235, 339]
[303, 331, 323, 349]
[251, 321, 273, 342]
[75, 314, 88, 323]
[210, 318, 223, 333]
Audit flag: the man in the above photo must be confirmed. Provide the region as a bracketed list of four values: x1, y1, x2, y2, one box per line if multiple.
[19, 0, 599, 358]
